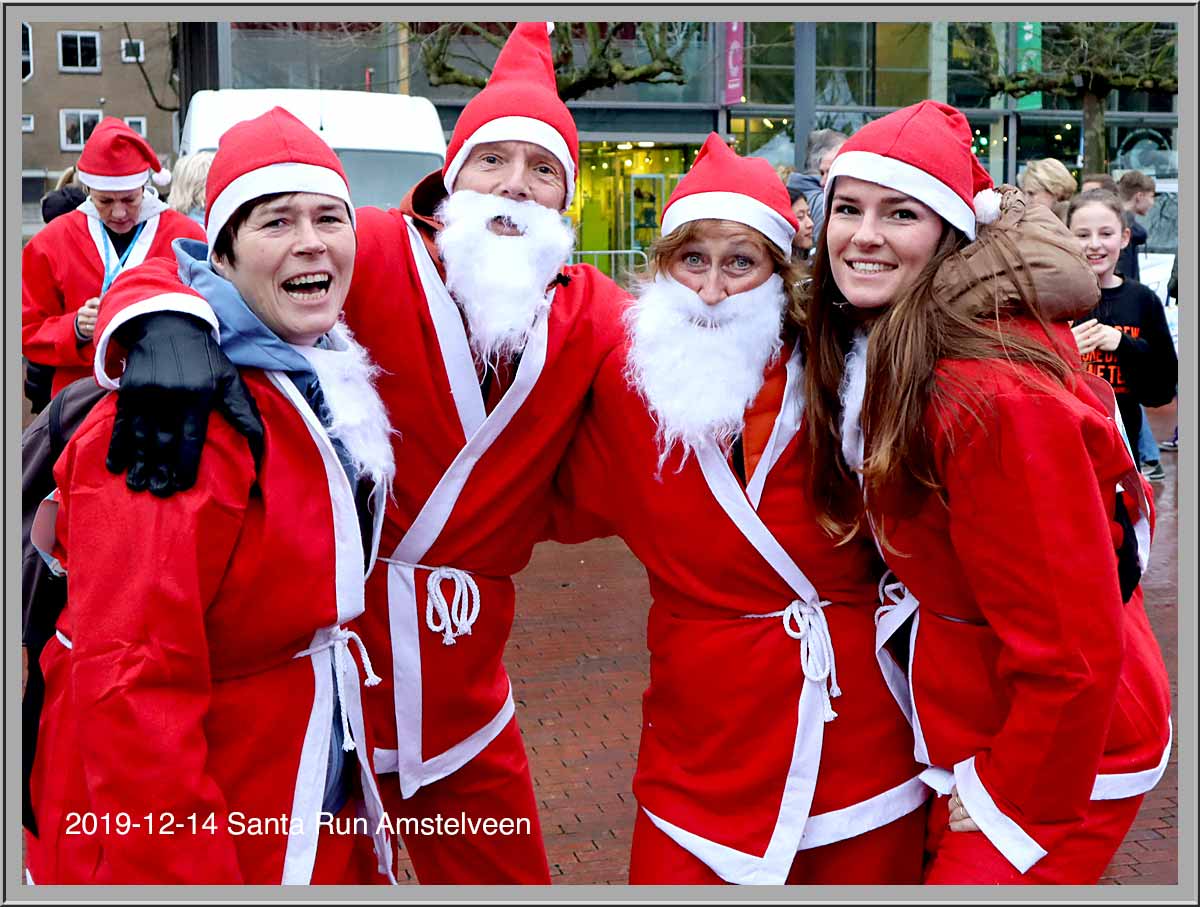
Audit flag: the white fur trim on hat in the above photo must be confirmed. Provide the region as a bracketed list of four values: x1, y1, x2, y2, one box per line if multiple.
[151, 167, 172, 187]
[827, 150, 978, 240]
[443, 115, 576, 209]
[662, 190, 796, 255]
[205, 161, 355, 261]
[76, 168, 151, 191]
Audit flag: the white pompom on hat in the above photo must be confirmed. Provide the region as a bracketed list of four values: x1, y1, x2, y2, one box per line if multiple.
[660, 132, 800, 255]
[442, 22, 579, 208]
[825, 100, 1001, 241]
[76, 117, 167, 192]
[203, 106, 355, 261]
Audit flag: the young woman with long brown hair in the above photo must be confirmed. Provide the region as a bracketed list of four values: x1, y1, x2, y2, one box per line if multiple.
[802, 100, 1171, 884]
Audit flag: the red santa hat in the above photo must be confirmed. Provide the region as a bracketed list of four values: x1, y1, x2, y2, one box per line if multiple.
[442, 22, 578, 208]
[661, 132, 799, 255]
[203, 106, 354, 258]
[76, 116, 170, 191]
[825, 100, 1000, 240]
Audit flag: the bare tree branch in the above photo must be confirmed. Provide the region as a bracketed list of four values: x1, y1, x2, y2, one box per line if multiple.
[123, 22, 179, 112]
[956, 21, 1177, 170]
[415, 21, 699, 101]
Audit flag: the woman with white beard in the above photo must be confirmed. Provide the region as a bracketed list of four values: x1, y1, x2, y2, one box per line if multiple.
[26, 107, 396, 885]
[547, 133, 927, 885]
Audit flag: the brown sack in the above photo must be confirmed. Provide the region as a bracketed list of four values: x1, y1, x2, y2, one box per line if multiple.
[932, 186, 1100, 323]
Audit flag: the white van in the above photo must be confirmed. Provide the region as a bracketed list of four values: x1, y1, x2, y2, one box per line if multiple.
[179, 89, 447, 210]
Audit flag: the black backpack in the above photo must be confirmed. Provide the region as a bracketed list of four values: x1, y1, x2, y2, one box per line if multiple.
[21, 377, 107, 835]
[23, 359, 55, 416]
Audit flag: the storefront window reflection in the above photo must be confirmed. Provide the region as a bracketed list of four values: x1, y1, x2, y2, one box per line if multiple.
[570, 141, 698, 281]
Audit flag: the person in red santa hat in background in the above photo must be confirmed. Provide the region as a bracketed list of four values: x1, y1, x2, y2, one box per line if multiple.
[545, 133, 928, 885]
[26, 106, 398, 885]
[22, 117, 205, 402]
[91, 22, 629, 884]
[802, 100, 1172, 883]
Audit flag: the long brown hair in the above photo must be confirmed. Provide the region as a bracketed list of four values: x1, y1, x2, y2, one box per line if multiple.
[643, 218, 809, 330]
[802, 210, 1074, 548]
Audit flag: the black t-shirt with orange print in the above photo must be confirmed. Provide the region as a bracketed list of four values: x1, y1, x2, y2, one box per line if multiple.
[1077, 278, 1177, 445]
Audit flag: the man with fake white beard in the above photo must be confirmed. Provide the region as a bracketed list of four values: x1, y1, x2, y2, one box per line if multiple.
[92, 23, 629, 884]
[545, 135, 927, 885]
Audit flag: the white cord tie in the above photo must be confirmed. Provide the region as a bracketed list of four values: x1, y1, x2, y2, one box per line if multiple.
[422, 566, 481, 646]
[875, 570, 909, 626]
[296, 626, 380, 752]
[379, 557, 484, 646]
[745, 599, 842, 722]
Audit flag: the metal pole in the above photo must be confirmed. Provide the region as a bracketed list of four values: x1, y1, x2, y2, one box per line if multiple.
[398, 22, 411, 94]
[216, 22, 232, 89]
[1007, 112, 1020, 184]
[793, 23, 816, 170]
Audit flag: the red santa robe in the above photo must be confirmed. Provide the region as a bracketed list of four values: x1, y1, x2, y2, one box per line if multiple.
[25, 366, 394, 885]
[844, 321, 1172, 881]
[91, 173, 631, 879]
[547, 336, 929, 885]
[339, 201, 627, 802]
[22, 193, 204, 396]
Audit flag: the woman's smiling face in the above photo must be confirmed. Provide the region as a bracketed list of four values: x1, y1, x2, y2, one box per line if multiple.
[826, 176, 946, 310]
[213, 192, 356, 346]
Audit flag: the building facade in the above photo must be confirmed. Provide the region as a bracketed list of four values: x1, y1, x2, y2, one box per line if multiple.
[48, 19, 1177, 266]
[20, 21, 180, 205]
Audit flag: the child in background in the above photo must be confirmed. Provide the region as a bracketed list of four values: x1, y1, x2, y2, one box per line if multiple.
[1068, 190, 1177, 476]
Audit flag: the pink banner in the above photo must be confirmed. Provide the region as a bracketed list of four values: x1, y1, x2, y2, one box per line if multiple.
[724, 22, 745, 105]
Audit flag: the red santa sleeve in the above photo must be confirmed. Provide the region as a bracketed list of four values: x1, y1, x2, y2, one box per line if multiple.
[93, 256, 220, 389]
[544, 348, 624, 545]
[21, 231, 95, 369]
[53, 401, 255, 883]
[936, 385, 1126, 872]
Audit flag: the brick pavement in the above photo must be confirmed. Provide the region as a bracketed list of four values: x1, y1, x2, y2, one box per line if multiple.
[389, 403, 1182, 886]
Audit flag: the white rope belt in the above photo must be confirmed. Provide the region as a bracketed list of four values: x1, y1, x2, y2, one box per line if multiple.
[295, 627, 381, 753]
[379, 558, 481, 646]
[744, 599, 842, 722]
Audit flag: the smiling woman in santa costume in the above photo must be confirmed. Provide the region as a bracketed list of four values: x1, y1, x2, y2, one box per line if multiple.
[547, 133, 929, 884]
[26, 107, 397, 885]
[22, 117, 205, 401]
[802, 100, 1172, 883]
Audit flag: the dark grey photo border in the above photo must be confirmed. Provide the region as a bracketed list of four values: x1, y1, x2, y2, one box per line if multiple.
[6, 2, 1195, 903]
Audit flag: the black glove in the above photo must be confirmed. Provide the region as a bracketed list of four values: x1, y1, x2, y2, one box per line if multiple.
[105, 312, 264, 497]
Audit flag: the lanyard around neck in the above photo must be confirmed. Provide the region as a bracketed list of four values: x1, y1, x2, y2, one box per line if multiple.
[100, 221, 146, 294]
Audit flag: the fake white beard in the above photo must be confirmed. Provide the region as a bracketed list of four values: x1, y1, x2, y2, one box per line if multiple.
[625, 272, 787, 467]
[435, 189, 575, 366]
[293, 321, 397, 489]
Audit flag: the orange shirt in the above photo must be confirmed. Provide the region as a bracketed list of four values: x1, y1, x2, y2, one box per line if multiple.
[737, 336, 794, 484]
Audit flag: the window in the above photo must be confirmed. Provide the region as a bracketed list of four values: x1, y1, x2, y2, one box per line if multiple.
[743, 22, 795, 104]
[816, 22, 871, 105]
[124, 116, 147, 137]
[22, 22, 32, 80]
[60, 109, 102, 150]
[873, 23, 930, 107]
[22, 114, 35, 133]
[120, 38, 144, 63]
[58, 31, 100, 73]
